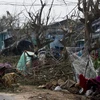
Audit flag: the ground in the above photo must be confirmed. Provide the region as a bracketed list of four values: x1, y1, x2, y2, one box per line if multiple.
[0, 85, 90, 100]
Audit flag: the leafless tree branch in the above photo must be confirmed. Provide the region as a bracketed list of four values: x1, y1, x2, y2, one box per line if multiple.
[46, 0, 54, 25]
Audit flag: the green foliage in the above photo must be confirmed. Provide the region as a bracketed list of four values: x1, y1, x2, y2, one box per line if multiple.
[94, 58, 100, 69]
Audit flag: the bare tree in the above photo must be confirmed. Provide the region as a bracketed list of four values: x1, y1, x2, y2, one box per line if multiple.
[78, 0, 100, 50]
[25, 0, 54, 52]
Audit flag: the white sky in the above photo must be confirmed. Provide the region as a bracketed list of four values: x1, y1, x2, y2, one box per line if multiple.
[0, 0, 78, 24]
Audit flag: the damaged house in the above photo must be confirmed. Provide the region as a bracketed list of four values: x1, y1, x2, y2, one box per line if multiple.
[92, 18, 100, 40]
[46, 19, 68, 48]
[0, 29, 14, 50]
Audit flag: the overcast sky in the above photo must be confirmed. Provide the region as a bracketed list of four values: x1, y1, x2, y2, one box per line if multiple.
[0, 0, 78, 24]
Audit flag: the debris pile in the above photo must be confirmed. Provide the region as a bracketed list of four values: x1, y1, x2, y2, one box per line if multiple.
[0, 46, 100, 100]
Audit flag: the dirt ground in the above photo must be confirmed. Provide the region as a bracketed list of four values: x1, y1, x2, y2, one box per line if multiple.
[0, 85, 90, 100]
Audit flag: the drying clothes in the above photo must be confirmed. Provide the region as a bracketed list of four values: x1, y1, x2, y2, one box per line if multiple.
[78, 74, 100, 93]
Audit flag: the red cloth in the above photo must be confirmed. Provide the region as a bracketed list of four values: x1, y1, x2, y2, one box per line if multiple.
[87, 76, 100, 92]
[79, 75, 100, 92]
[79, 74, 88, 92]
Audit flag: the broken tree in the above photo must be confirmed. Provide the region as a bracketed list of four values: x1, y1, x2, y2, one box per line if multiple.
[78, 0, 100, 51]
[25, 0, 55, 52]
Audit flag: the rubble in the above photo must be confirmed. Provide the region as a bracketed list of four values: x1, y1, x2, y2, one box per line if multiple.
[0, 46, 99, 100]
